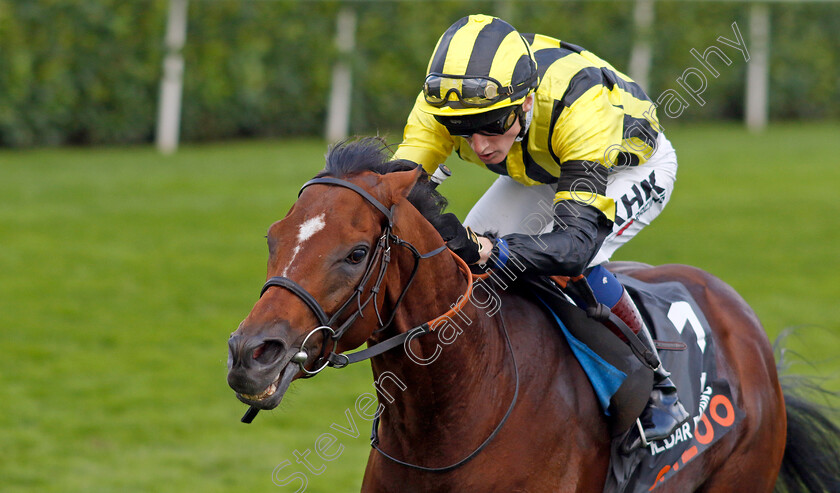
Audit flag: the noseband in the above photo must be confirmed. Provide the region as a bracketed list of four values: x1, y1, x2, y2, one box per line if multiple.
[258, 177, 460, 379]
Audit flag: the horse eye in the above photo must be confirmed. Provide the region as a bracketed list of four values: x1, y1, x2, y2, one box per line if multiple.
[346, 247, 368, 264]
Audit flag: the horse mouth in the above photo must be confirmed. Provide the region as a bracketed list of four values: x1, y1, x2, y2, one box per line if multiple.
[240, 382, 278, 401]
[236, 362, 299, 410]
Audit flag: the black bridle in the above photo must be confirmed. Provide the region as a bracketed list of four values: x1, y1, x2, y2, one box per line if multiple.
[241, 177, 445, 424]
[258, 177, 447, 377]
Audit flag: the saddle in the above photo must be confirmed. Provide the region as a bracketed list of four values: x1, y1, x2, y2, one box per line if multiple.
[507, 271, 743, 493]
[519, 274, 658, 436]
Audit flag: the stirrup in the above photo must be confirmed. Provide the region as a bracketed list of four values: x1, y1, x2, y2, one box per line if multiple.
[619, 419, 650, 454]
[635, 418, 649, 448]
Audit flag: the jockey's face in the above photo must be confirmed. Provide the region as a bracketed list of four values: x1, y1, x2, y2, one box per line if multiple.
[467, 95, 532, 166]
[467, 120, 520, 165]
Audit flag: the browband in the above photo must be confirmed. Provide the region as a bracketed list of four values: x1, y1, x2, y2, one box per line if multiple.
[301, 177, 394, 227]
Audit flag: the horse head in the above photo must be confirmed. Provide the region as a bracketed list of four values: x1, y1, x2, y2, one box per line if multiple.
[226, 139, 449, 411]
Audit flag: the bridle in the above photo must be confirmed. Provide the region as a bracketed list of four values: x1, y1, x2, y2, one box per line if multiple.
[242, 175, 520, 473]
[255, 177, 472, 380]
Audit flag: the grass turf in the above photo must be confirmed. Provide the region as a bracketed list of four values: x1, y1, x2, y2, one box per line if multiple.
[1, 122, 838, 491]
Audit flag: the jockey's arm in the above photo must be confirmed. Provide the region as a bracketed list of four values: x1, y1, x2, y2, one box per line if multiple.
[483, 161, 614, 277]
[482, 84, 623, 276]
[485, 198, 612, 276]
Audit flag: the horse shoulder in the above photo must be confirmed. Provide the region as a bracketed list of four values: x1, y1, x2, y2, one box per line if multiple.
[497, 291, 612, 487]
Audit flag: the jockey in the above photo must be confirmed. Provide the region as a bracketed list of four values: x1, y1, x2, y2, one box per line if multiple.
[394, 14, 688, 451]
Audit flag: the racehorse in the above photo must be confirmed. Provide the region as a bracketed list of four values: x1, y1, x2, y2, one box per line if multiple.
[227, 138, 839, 492]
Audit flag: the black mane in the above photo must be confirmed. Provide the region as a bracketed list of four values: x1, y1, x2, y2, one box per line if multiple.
[317, 137, 448, 227]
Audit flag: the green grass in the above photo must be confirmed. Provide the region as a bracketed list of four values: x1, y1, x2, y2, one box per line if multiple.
[1, 123, 838, 492]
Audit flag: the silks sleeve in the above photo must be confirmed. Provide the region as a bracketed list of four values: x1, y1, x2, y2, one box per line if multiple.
[488, 79, 624, 276]
[492, 199, 612, 277]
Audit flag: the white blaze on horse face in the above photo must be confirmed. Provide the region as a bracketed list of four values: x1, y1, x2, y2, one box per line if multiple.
[297, 214, 327, 243]
[281, 213, 326, 277]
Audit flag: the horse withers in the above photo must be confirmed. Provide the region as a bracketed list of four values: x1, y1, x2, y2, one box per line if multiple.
[226, 139, 840, 492]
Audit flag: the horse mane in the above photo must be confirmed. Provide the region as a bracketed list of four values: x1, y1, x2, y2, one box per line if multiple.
[317, 137, 449, 228]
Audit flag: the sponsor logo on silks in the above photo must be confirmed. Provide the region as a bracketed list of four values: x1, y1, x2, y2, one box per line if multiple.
[644, 382, 743, 491]
[614, 170, 666, 231]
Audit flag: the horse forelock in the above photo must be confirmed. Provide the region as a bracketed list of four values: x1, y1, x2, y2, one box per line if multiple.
[317, 137, 449, 228]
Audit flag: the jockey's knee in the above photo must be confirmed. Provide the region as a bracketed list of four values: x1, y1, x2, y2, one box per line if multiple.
[585, 264, 623, 308]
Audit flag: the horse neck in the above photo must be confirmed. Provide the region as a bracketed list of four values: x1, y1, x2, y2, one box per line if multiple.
[369, 224, 512, 457]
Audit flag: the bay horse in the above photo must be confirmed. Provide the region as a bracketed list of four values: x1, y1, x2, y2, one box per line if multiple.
[227, 139, 840, 492]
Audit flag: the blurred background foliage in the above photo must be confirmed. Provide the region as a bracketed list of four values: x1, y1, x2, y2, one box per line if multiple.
[0, 0, 838, 147]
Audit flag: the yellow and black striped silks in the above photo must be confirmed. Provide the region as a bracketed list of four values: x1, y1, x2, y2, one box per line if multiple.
[396, 30, 663, 223]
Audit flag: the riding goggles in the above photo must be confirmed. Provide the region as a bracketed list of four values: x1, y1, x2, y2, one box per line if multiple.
[423, 71, 536, 109]
[434, 105, 519, 138]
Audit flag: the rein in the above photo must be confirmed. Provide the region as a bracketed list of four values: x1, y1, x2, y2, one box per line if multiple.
[260, 177, 476, 372]
[370, 309, 520, 473]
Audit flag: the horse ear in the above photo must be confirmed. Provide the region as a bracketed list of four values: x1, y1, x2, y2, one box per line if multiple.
[385, 167, 422, 201]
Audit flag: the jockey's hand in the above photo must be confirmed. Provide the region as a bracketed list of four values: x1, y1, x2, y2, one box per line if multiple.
[477, 236, 493, 264]
[434, 213, 482, 265]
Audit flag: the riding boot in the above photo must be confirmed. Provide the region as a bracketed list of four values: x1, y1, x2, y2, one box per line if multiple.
[611, 289, 691, 452]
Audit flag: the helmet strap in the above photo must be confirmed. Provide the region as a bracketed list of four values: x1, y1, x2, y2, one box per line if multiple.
[515, 103, 533, 142]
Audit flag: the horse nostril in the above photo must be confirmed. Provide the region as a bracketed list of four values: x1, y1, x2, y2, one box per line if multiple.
[253, 340, 285, 365]
[252, 345, 265, 360]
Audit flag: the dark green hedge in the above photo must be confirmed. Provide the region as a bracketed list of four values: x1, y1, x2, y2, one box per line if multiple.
[1, 0, 837, 147]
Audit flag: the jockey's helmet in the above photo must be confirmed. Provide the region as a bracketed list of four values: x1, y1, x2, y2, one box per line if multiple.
[419, 14, 538, 121]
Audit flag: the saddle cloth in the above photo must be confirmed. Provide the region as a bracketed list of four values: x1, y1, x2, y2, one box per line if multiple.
[601, 274, 745, 493]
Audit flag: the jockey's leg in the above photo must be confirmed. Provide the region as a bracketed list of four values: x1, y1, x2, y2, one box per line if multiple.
[633, 306, 691, 448]
[586, 264, 690, 450]
[465, 135, 685, 449]
[587, 133, 686, 449]
[589, 132, 678, 267]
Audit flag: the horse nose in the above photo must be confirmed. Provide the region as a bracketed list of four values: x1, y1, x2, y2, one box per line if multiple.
[227, 334, 287, 393]
[228, 334, 289, 369]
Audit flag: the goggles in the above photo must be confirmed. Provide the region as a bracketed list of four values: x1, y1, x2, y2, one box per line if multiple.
[423, 71, 536, 109]
[435, 105, 520, 138]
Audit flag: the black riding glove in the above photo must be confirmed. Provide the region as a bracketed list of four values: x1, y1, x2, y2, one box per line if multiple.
[434, 213, 482, 265]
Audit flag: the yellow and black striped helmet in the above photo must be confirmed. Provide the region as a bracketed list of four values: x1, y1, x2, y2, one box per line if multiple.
[419, 15, 538, 117]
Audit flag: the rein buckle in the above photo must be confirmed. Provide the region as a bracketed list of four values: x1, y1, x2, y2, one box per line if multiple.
[328, 353, 351, 369]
